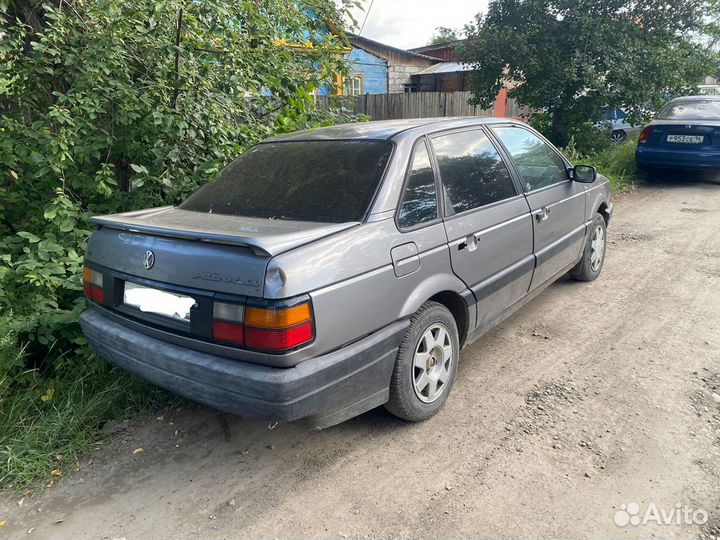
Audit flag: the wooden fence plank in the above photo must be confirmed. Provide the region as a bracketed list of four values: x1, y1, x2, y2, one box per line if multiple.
[316, 91, 520, 121]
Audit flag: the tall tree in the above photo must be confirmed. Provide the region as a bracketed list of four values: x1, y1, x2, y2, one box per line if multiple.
[429, 26, 461, 45]
[460, 0, 720, 145]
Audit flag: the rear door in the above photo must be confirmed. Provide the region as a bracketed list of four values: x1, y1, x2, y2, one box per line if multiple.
[490, 125, 586, 289]
[431, 128, 534, 329]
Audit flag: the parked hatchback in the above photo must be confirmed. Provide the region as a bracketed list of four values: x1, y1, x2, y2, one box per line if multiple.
[81, 118, 613, 428]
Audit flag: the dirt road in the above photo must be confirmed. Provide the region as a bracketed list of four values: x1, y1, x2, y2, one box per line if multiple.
[2, 178, 720, 540]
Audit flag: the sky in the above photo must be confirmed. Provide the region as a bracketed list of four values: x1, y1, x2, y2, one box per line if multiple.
[343, 0, 488, 50]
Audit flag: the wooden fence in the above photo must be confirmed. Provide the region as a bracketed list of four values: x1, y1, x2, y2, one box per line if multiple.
[316, 91, 523, 121]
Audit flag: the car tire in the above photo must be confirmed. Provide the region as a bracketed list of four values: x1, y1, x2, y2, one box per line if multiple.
[385, 301, 459, 422]
[611, 130, 627, 144]
[570, 214, 607, 282]
[637, 165, 657, 182]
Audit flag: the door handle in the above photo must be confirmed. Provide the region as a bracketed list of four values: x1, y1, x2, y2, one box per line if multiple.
[535, 207, 551, 223]
[458, 235, 478, 252]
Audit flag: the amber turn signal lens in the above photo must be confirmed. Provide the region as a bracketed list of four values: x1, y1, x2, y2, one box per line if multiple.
[83, 267, 105, 303]
[245, 303, 312, 329]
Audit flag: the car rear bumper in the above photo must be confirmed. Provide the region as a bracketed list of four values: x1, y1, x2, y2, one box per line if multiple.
[636, 146, 720, 170]
[80, 307, 408, 429]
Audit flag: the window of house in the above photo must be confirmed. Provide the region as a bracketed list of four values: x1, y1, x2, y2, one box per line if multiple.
[491, 126, 568, 192]
[432, 129, 517, 214]
[397, 140, 438, 229]
[344, 75, 364, 96]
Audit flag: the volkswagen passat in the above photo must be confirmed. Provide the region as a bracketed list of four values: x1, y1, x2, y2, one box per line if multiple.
[81, 118, 613, 428]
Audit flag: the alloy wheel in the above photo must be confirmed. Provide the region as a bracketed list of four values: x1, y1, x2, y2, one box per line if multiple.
[590, 224, 606, 272]
[412, 323, 453, 403]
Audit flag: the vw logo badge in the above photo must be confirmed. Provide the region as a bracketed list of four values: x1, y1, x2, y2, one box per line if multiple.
[143, 250, 155, 270]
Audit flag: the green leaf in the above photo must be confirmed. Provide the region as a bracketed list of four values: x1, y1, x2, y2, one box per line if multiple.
[129, 164, 148, 174]
[17, 232, 41, 243]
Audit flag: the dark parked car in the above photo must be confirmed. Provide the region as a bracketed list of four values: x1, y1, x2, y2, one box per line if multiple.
[636, 96, 720, 172]
[80, 118, 613, 428]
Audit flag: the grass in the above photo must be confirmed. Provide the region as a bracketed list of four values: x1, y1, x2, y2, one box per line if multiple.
[565, 134, 641, 193]
[0, 348, 172, 493]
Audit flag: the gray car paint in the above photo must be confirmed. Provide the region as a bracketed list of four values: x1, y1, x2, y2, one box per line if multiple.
[90, 207, 360, 256]
[84, 117, 612, 373]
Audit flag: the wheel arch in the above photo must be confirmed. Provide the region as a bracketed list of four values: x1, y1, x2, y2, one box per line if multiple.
[587, 187, 611, 226]
[427, 290, 471, 347]
[597, 201, 610, 224]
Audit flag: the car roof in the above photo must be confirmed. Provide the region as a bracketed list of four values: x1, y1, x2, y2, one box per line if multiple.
[668, 95, 720, 102]
[264, 117, 521, 142]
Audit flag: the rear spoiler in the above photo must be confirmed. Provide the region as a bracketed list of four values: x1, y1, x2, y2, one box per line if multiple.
[89, 208, 359, 257]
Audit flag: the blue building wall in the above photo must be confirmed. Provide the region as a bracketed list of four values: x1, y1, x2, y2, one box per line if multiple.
[347, 47, 388, 94]
[316, 46, 388, 96]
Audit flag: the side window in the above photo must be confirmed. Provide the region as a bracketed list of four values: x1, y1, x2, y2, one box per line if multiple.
[432, 129, 517, 214]
[492, 126, 568, 192]
[397, 140, 438, 229]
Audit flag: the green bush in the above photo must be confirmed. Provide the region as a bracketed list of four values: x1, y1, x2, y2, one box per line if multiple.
[530, 114, 613, 156]
[562, 134, 639, 193]
[0, 0, 357, 489]
[1, 0, 354, 366]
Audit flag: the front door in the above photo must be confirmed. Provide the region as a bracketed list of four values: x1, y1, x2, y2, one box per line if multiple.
[431, 128, 534, 329]
[490, 125, 586, 289]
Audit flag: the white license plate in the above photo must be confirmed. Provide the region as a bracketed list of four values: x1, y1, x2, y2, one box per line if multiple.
[123, 282, 196, 321]
[667, 134, 704, 144]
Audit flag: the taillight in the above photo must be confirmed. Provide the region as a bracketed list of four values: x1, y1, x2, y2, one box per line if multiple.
[638, 125, 654, 144]
[244, 300, 314, 351]
[212, 302, 245, 346]
[245, 323, 314, 351]
[212, 298, 314, 352]
[245, 303, 312, 328]
[82, 267, 105, 304]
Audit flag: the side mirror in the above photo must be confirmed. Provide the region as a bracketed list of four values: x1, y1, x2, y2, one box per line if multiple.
[573, 165, 597, 183]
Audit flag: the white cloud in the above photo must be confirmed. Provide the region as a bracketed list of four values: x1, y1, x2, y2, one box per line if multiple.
[343, 0, 488, 49]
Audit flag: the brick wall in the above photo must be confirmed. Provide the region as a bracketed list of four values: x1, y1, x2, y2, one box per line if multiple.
[388, 65, 428, 93]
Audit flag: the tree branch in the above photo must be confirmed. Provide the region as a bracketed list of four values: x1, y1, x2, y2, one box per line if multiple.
[171, 8, 184, 110]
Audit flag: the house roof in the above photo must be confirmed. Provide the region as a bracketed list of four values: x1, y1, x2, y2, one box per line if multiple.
[416, 62, 474, 75]
[347, 34, 440, 64]
[409, 40, 465, 54]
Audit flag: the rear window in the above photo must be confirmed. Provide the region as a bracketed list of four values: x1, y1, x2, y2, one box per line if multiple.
[657, 100, 720, 120]
[180, 141, 393, 223]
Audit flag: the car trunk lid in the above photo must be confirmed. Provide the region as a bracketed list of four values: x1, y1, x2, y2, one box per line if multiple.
[90, 206, 359, 257]
[645, 120, 720, 150]
[85, 208, 357, 344]
[86, 206, 359, 299]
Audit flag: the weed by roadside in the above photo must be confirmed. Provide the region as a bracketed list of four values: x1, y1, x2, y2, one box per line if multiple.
[0, 331, 173, 493]
[563, 135, 640, 193]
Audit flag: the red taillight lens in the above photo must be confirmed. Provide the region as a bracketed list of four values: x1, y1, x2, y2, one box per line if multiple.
[212, 298, 314, 352]
[638, 126, 653, 144]
[212, 321, 245, 346]
[245, 322, 314, 351]
[83, 267, 105, 304]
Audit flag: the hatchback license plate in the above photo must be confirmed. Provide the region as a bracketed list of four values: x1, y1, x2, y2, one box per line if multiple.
[667, 134, 704, 144]
[123, 282, 196, 321]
